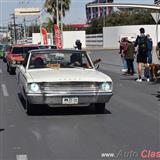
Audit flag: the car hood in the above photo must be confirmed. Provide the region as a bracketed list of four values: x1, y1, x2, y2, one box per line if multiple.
[11, 54, 24, 61]
[27, 68, 112, 83]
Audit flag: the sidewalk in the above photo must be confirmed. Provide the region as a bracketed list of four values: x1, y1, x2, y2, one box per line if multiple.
[85, 46, 160, 64]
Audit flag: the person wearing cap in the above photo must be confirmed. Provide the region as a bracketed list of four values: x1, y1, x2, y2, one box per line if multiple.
[134, 27, 149, 82]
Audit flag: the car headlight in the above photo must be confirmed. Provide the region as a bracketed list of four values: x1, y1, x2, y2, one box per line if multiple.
[12, 60, 16, 64]
[30, 83, 40, 92]
[101, 82, 112, 91]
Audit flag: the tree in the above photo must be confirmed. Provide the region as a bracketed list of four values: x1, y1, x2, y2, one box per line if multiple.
[86, 10, 155, 34]
[44, 0, 71, 26]
[44, 0, 71, 44]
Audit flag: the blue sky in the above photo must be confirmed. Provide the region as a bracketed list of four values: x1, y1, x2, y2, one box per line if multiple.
[0, 0, 154, 26]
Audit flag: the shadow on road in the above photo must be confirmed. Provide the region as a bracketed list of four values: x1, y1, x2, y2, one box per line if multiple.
[28, 106, 112, 116]
[152, 91, 160, 101]
[18, 93, 112, 116]
[0, 129, 5, 132]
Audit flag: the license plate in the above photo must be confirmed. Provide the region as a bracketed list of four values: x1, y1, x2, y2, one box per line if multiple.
[62, 97, 78, 104]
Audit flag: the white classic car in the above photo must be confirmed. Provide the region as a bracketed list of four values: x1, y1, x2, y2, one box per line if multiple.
[16, 49, 113, 114]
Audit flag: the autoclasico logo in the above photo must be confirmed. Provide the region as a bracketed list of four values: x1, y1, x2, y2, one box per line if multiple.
[141, 150, 160, 159]
[101, 150, 160, 159]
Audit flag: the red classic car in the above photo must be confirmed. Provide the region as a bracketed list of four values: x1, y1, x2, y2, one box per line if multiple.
[6, 44, 39, 74]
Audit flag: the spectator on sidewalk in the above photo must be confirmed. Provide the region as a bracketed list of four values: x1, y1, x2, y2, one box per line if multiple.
[144, 34, 153, 81]
[156, 41, 160, 60]
[134, 27, 149, 82]
[146, 34, 153, 64]
[119, 37, 128, 73]
[124, 37, 135, 75]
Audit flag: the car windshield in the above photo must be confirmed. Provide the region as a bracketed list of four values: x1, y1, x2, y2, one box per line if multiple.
[12, 47, 38, 54]
[28, 50, 93, 69]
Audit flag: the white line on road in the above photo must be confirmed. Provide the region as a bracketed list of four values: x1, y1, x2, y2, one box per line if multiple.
[1, 84, 9, 97]
[0, 69, 2, 73]
[16, 155, 28, 160]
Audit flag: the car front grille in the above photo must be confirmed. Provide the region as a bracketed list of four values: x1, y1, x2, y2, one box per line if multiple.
[16, 61, 23, 64]
[40, 82, 100, 92]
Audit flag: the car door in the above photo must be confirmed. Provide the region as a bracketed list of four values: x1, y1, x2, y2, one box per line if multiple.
[17, 53, 30, 98]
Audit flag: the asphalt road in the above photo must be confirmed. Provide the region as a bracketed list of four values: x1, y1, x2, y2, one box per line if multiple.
[0, 50, 160, 160]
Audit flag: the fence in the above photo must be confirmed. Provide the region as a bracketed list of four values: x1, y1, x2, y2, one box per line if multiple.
[86, 34, 103, 48]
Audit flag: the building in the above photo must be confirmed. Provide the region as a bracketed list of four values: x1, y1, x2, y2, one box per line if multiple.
[86, 0, 113, 23]
[64, 24, 91, 30]
[155, 0, 160, 4]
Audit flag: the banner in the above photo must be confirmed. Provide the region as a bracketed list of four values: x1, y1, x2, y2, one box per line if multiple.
[54, 24, 63, 49]
[41, 27, 48, 45]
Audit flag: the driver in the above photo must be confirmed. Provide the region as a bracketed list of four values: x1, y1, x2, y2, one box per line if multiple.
[70, 53, 82, 67]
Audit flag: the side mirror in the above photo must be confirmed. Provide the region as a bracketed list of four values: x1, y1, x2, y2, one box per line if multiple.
[93, 58, 101, 69]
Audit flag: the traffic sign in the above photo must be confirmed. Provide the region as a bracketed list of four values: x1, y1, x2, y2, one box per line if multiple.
[151, 12, 160, 23]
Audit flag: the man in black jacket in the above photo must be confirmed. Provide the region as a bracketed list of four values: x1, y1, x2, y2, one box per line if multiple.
[134, 28, 149, 82]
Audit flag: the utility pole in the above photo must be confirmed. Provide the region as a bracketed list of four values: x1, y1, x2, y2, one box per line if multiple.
[23, 17, 26, 40]
[56, 0, 59, 28]
[10, 13, 17, 44]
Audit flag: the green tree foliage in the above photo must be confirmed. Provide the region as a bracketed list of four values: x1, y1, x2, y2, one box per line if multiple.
[44, 0, 71, 25]
[86, 10, 155, 34]
[45, 17, 54, 32]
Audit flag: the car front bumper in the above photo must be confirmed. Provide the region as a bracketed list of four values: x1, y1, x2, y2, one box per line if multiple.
[26, 92, 113, 106]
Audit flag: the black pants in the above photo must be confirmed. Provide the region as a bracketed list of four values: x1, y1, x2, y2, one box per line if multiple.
[126, 59, 134, 74]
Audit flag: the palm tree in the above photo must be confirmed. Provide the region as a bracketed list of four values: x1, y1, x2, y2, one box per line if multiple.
[44, 0, 71, 26]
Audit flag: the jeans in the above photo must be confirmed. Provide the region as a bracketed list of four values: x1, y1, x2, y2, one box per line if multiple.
[126, 59, 134, 74]
[121, 56, 127, 70]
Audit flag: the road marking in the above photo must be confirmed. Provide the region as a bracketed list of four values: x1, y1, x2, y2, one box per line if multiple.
[16, 155, 28, 160]
[0, 69, 2, 73]
[1, 84, 9, 97]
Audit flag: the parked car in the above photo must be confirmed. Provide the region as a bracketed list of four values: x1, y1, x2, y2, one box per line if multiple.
[6, 44, 39, 74]
[16, 49, 113, 115]
[0, 44, 7, 58]
[2, 45, 11, 62]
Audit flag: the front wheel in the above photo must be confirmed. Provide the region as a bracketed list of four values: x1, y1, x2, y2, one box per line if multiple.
[8, 64, 15, 74]
[7, 64, 9, 72]
[26, 100, 34, 115]
[94, 103, 105, 113]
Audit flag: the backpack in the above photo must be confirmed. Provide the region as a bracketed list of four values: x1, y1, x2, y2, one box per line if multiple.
[138, 35, 148, 53]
